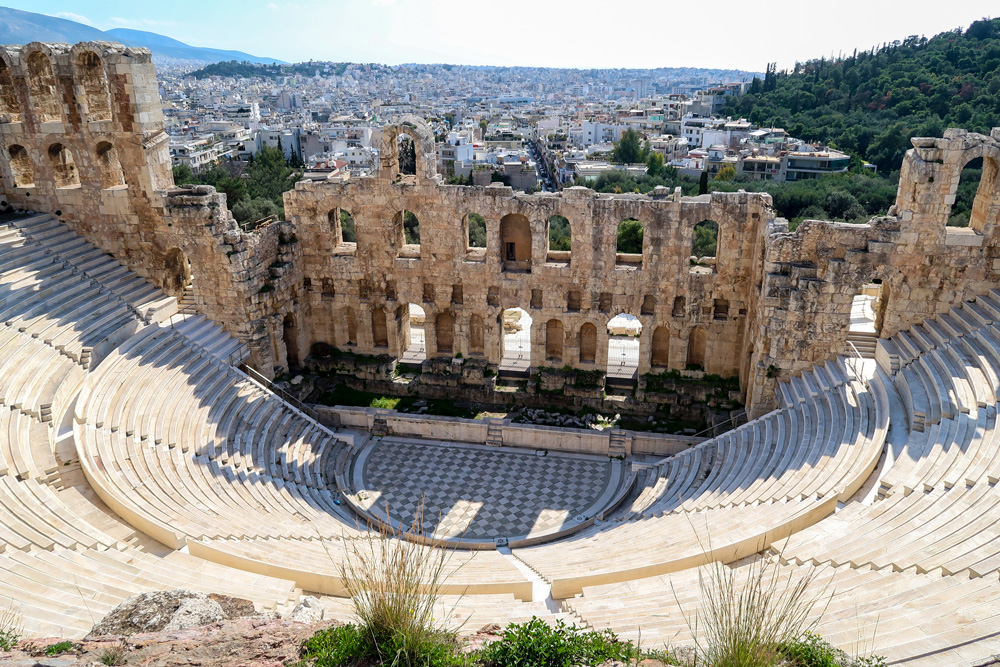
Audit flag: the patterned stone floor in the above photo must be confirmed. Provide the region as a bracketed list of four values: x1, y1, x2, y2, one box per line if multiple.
[356, 438, 615, 542]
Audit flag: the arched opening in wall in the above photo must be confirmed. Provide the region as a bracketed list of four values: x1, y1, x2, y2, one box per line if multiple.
[849, 281, 884, 353]
[469, 314, 484, 356]
[949, 156, 999, 232]
[687, 326, 707, 370]
[606, 313, 642, 385]
[579, 322, 597, 364]
[397, 133, 417, 176]
[465, 212, 486, 261]
[95, 142, 125, 189]
[48, 144, 80, 188]
[500, 213, 531, 272]
[616, 218, 643, 268]
[283, 314, 300, 369]
[77, 50, 111, 121]
[395, 210, 420, 257]
[163, 248, 191, 296]
[641, 295, 656, 316]
[372, 308, 388, 348]
[435, 311, 455, 356]
[0, 59, 21, 123]
[343, 307, 358, 347]
[8, 145, 33, 187]
[400, 303, 426, 363]
[547, 215, 571, 264]
[499, 307, 532, 377]
[672, 295, 686, 318]
[26, 52, 61, 124]
[652, 326, 670, 368]
[545, 319, 564, 362]
[691, 220, 719, 274]
[330, 208, 356, 246]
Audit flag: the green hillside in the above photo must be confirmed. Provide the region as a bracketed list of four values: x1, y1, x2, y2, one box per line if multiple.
[723, 18, 1000, 172]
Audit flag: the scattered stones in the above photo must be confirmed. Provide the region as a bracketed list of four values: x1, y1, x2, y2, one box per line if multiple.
[282, 596, 324, 624]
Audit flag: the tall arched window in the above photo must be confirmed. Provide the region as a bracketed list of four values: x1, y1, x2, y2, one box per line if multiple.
[8, 145, 33, 187]
[616, 218, 643, 268]
[77, 50, 112, 121]
[48, 144, 80, 188]
[395, 210, 420, 257]
[545, 319, 564, 361]
[26, 52, 61, 123]
[95, 142, 125, 188]
[500, 213, 531, 271]
[579, 322, 597, 363]
[691, 220, 719, 273]
[687, 327, 707, 369]
[0, 58, 21, 123]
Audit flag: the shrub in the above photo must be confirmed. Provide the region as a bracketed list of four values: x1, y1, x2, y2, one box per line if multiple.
[677, 550, 829, 667]
[779, 631, 887, 667]
[329, 511, 466, 667]
[100, 639, 128, 666]
[479, 617, 640, 667]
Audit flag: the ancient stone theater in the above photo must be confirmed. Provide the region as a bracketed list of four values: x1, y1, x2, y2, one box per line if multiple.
[1, 41, 1000, 664]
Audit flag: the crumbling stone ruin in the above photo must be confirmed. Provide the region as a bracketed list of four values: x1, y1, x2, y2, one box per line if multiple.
[9, 41, 1000, 662]
[4, 43, 999, 417]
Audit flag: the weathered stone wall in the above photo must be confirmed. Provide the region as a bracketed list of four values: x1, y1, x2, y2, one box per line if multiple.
[0, 42, 282, 367]
[4, 41, 1000, 416]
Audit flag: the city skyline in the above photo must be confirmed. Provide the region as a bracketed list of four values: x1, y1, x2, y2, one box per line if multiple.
[5, 0, 998, 71]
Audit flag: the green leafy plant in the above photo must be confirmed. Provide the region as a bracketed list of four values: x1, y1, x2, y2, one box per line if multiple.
[479, 617, 644, 667]
[45, 641, 75, 656]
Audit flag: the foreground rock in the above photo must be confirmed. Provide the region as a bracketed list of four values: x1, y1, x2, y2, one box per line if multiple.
[88, 590, 255, 637]
[2, 617, 332, 666]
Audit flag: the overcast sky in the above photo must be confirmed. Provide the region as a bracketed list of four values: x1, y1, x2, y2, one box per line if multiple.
[13, 0, 999, 70]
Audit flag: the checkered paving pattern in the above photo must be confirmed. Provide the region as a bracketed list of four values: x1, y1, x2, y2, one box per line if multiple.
[360, 439, 612, 540]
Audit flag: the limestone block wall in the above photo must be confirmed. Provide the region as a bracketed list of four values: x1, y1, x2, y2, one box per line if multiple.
[278, 171, 772, 394]
[0, 41, 279, 365]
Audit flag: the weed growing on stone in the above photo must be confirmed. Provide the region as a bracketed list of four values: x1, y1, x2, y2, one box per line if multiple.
[0, 600, 22, 651]
[44, 641, 76, 656]
[100, 638, 128, 665]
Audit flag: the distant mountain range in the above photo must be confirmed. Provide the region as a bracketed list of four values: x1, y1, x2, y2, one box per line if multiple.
[0, 6, 283, 64]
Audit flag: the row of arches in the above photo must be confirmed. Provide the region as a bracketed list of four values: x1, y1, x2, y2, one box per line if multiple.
[325, 206, 720, 269]
[7, 140, 126, 190]
[0, 48, 113, 125]
[320, 304, 712, 381]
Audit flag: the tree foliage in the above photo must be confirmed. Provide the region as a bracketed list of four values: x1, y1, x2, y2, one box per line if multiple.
[611, 128, 650, 164]
[617, 218, 643, 254]
[402, 210, 420, 244]
[467, 212, 486, 247]
[723, 18, 1000, 172]
[548, 215, 571, 251]
[692, 220, 719, 257]
[170, 144, 302, 226]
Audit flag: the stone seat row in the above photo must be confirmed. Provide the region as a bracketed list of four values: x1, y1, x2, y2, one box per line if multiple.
[877, 406, 1000, 495]
[0, 407, 57, 481]
[566, 556, 1000, 665]
[0, 544, 300, 639]
[506, 373, 886, 599]
[76, 325, 335, 491]
[188, 535, 534, 601]
[0, 329, 85, 423]
[635, 379, 872, 516]
[781, 478, 1000, 578]
[9, 214, 176, 323]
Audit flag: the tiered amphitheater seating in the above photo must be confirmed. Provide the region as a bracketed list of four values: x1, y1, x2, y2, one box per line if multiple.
[10, 210, 1000, 662]
[0, 215, 301, 637]
[560, 292, 1000, 665]
[511, 358, 887, 598]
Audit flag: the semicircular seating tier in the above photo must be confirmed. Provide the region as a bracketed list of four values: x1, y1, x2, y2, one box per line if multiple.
[7, 212, 1000, 662]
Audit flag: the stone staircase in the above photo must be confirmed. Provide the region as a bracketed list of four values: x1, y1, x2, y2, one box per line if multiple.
[847, 330, 879, 359]
[607, 429, 629, 458]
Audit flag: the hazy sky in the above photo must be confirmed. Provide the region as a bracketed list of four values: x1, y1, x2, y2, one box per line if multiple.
[12, 0, 999, 70]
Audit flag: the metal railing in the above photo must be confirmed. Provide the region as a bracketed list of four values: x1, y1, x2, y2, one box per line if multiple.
[845, 341, 871, 388]
[240, 363, 322, 423]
